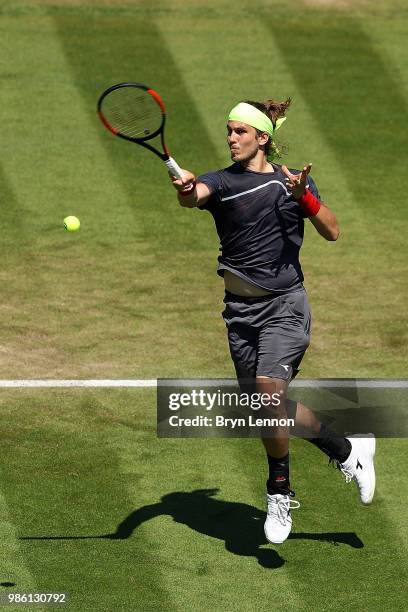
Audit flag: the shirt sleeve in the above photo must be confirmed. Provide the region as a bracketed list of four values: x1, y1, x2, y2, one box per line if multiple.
[197, 170, 223, 211]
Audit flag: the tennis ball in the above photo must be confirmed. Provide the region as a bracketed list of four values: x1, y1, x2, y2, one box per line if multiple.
[64, 216, 80, 232]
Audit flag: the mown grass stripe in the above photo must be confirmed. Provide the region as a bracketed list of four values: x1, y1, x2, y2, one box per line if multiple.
[0, 490, 44, 611]
[0, 13, 142, 379]
[0, 389, 173, 611]
[52, 11, 222, 248]
[0, 165, 27, 248]
[270, 11, 408, 215]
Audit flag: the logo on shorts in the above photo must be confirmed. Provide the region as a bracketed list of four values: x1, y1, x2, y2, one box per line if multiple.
[280, 364, 290, 372]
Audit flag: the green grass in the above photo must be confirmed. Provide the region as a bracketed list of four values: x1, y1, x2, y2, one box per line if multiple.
[0, 0, 407, 610]
[0, 0, 406, 378]
[0, 390, 407, 611]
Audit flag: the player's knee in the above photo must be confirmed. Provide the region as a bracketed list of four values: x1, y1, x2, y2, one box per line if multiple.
[255, 376, 287, 414]
[256, 376, 287, 393]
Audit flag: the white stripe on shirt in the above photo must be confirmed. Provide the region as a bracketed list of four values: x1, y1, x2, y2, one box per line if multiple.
[220, 179, 290, 202]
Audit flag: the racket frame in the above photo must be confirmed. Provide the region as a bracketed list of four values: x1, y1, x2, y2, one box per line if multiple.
[97, 82, 172, 162]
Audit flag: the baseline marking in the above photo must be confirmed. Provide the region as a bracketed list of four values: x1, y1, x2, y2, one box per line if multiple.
[0, 380, 406, 388]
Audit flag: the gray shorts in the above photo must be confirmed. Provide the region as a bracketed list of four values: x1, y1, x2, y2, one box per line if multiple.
[222, 288, 311, 383]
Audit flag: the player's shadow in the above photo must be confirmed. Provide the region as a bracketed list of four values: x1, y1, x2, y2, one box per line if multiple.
[105, 488, 284, 569]
[20, 489, 363, 568]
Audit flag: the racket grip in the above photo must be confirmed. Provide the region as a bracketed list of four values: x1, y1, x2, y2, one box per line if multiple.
[165, 157, 184, 180]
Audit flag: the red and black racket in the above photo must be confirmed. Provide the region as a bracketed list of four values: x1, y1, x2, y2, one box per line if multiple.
[97, 82, 183, 179]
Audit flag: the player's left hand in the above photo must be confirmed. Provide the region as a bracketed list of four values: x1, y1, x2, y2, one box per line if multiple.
[282, 163, 312, 199]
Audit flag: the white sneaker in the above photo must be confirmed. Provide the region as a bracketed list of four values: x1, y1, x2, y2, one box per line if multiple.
[264, 492, 300, 544]
[337, 435, 376, 505]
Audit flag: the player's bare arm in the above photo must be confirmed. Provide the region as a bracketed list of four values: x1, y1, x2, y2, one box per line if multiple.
[282, 163, 339, 241]
[170, 170, 214, 208]
[308, 203, 339, 241]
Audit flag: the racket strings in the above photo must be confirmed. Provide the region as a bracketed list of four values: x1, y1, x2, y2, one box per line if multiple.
[108, 106, 155, 138]
[102, 89, 162, 138]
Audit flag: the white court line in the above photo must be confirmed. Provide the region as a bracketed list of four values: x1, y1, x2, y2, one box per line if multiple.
[0, 380, 406, 388]
[292, 380, 408, 389]
[0, 380, 157, 388]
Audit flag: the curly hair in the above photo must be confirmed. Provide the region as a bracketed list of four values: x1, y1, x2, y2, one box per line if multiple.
[244, 98, 291, 160]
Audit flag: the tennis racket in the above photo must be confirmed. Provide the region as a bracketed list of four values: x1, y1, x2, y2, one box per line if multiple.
[97, 82, 183, 179]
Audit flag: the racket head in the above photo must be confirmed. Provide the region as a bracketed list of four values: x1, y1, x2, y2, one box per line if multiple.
[97, 82, 166, 144]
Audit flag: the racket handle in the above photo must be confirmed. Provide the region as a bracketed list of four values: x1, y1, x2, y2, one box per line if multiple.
[165, 157, 184, 180]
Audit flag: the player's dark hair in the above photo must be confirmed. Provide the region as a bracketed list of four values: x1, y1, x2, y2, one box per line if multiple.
[244, 98, 291, 160]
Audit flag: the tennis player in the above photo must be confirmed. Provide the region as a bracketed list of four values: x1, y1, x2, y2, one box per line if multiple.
[170, 99, 375, 544]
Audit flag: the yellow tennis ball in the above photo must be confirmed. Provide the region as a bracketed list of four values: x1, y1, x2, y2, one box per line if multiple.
[64, 216, 80, 232]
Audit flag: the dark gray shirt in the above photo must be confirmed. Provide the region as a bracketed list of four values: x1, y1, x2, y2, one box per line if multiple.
[198, 163, 320, 292]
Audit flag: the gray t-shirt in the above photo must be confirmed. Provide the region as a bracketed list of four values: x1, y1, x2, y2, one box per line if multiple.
[198, 163, 320, 292]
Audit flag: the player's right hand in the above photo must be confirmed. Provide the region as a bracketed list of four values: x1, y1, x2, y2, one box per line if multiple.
[169, 169, 196, 192]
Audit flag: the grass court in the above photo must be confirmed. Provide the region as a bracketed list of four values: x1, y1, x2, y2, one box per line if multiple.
[0, 0, 407, 610]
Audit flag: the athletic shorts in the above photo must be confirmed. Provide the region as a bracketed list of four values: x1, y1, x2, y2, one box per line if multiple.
[222, 287, 311, 384]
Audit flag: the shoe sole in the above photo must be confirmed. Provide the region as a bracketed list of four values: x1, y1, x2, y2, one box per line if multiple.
[264, 526, 287, 545]
[361, 435, 376, 505]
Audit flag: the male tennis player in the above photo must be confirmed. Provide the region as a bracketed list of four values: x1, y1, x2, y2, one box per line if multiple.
[170, 99, 375, 544]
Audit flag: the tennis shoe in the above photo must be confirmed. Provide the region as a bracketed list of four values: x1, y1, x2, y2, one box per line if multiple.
[264, 492, 300, 544]
[335, 435, 376, 505]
